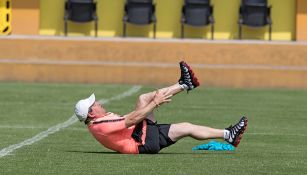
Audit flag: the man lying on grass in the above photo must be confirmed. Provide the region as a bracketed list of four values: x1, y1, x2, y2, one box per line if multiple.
[74, 61, 248, 154]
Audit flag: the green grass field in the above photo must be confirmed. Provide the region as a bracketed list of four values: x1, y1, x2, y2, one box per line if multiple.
[0, 82, 306, 175]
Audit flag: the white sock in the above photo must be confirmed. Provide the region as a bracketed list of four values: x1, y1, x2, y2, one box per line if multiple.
[179, 84, 188, 90]
[223, 130, 230, 140]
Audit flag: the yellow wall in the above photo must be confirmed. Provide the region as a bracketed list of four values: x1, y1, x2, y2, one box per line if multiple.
[40, 0, 295, 40]
[252, 0, 295, 41]
[40, 0, 125, 36]
[0, 0, 11, 35]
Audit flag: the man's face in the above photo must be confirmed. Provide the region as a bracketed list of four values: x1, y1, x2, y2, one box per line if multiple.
[88, 101, 106, 118]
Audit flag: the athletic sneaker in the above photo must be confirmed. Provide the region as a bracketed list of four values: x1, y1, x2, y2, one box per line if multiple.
[225, 116, 248, 147]
[178, 61, 200, 92]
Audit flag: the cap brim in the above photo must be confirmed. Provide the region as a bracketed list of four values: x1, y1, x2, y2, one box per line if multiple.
[88, 93, 95, 107]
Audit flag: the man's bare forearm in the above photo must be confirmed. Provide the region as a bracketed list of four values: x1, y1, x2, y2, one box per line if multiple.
[124, 101, 157, 128]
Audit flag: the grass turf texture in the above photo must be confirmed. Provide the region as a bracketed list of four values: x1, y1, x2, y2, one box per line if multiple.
[0, 82, 306, 175]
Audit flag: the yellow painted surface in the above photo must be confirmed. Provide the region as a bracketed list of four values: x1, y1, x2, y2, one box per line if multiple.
[0, 0, 11, 35]
[207, 0, 295, 40]
[40, 0, 125, 36]
[39, 0, 295, 40]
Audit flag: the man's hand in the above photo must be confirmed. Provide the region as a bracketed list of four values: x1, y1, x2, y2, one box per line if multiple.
[153, 90, 172, 107]
[124, 90, 172, 128]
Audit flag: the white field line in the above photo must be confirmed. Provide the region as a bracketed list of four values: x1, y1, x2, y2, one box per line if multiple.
[0, 85, 142, 158]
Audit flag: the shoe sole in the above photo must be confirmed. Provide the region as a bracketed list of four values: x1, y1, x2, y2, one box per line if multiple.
[180, 61, 200, 88]
[233, 117, 248, 147]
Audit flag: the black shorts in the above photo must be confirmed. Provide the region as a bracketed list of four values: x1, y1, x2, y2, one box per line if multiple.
[138, 119, 176, 154]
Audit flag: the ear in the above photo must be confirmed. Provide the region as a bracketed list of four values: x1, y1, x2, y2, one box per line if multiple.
[87, 112, 95, 118]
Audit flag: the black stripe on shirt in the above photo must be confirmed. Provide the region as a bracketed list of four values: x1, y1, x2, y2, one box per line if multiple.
[93, 118, 125, 124]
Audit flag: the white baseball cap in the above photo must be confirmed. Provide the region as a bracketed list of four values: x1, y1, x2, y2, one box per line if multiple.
[74, 93, 96, 122]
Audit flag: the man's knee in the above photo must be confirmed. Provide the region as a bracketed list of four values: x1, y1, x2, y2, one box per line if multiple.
[169, 122, 194, 141]
[180, 122, 193, 129]
[138, 94, 148, 102]
[138, 93, 154, 104]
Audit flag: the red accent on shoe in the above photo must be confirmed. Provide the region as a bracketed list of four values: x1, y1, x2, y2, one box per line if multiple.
[181, 61, 200, 87]
[233, 118, 248, 147]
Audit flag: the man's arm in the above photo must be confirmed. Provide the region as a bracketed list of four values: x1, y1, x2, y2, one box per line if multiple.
[124, 90, 172, 128]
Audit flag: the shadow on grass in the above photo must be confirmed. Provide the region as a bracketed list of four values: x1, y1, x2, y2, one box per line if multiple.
[161, 152, 235, 154]
[65, 150, 119, 154]
[65, 150, 236, 155]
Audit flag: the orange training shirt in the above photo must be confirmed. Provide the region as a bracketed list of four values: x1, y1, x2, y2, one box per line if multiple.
[87, 112, 147, 154]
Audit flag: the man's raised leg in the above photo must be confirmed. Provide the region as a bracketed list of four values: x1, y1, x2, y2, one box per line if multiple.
[135, 61, 200, 121]
[135, 60, 200, 110]
[134, 83, 184, 122]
